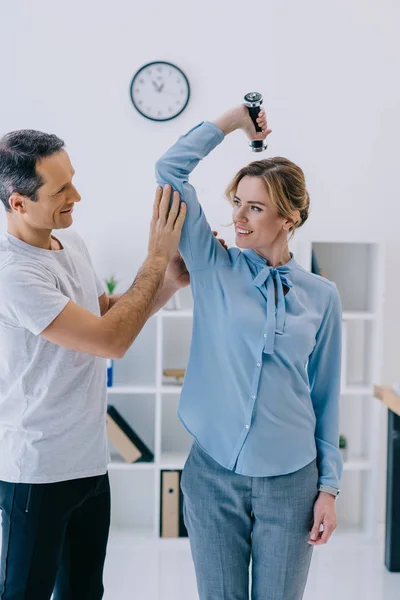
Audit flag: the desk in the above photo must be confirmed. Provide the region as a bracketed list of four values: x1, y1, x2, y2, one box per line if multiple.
[374, 385, 400, 572]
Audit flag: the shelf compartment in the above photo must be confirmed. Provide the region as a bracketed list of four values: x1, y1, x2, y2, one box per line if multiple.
[112, 318, 156, 387]
[342, 319, 373, 390]
[312, 242, 378, 312]
[161, 394, 192, 461]
[109, 469, 155, 530]
[163, 285, 194, 312]
[107, 393, 156, 464]
[162, 318, 192, 378]
[335, 471, 364, 530]
[339, 394, 373, 466]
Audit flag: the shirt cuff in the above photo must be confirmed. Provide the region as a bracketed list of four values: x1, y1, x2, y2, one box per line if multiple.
[318, 484, 340, 498]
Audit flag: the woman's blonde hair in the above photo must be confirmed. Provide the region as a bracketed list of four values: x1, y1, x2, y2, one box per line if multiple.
[225, 157, 310, 235]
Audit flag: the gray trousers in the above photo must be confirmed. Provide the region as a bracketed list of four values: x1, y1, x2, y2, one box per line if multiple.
[181, 442, 318, 600]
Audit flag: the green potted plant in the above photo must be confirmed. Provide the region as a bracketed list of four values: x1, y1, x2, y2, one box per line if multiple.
[104, 275, 119, 387]
[339, 434, 348, 462]
[104, 274, 118, 296]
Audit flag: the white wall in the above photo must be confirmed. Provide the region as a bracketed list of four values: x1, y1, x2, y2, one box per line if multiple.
[1, 0, 399, 520]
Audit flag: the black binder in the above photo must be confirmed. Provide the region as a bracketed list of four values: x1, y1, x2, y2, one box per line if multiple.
[106, 405, 154, 463]
[385, 410, 400, 571]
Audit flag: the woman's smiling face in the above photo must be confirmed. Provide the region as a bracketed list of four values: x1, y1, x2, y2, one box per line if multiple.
[233, 175, 291, 252]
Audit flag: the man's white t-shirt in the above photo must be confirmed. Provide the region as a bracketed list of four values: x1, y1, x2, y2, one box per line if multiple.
[0, 230, 109, 484]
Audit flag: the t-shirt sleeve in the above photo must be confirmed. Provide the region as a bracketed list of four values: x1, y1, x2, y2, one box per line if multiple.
[72, 233, 104, 297]
[95, 272, 105, 297]
[0, 264, 70, 336]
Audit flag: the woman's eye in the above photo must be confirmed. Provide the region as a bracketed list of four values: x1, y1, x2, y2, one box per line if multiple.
[251, 206, 261, 212]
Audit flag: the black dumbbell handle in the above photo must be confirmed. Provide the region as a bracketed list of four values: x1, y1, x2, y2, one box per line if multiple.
[244, 93, 267, 152]
[247, 105, 263, 133]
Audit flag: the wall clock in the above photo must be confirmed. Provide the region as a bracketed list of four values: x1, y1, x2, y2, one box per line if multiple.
[130, 61, 190, 122]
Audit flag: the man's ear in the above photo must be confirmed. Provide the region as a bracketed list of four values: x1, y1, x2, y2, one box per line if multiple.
[8, 193, 28, 214]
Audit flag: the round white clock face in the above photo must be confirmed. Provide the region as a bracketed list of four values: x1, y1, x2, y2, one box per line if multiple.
[130, 61, 190, 122]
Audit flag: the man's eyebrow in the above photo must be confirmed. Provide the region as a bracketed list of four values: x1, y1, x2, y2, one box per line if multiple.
[53, 171, 75, 195]
[53, 183, 68, 195]
[234, 195, 266, 206]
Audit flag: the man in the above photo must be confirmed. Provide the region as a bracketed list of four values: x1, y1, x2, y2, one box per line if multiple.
[0, 129, 187, 600]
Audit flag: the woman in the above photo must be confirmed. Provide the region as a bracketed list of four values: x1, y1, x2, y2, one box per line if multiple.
[155, 104, 342, 600]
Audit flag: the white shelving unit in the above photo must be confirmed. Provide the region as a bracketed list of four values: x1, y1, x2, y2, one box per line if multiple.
[107, 296, 193, 538]
[107, 240, 384, 539]
[294, 239, 385, 538]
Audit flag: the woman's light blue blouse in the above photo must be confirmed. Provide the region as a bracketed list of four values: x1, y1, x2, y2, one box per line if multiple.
[156, 121, 343, 489]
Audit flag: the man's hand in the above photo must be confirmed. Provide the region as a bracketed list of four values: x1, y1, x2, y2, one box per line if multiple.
[148, 185, 186, 263]
[165, 231, 228, 288]
[308, 492, 337, 546]
[165, 252, 190, 288]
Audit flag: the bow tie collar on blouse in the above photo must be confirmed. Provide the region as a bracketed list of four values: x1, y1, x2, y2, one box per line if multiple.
[242, 249, 295, 355]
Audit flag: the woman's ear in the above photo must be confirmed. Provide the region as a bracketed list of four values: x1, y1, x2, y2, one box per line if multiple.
[283, 209, 301, 232]
[282, 219, 292, 232]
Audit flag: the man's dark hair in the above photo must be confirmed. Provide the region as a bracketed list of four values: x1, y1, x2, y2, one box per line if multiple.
[0, 130, 65, 211]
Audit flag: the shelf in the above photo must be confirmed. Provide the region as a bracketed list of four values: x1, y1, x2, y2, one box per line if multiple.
[161, 310, 375, 321]
[160, 311, 377, 324]
[343, 459, 372, 471]
[106, 385, 185, 394]
[107, 386, 157, 394]
[108, 458, 155, 471]
[157, 454, 372, 472]
[159, 451, 188, 470]
[342, 311, 376, 321]
[106, 385, 373, 397]
[160, 309, 193, 318]
[108, 456, 371, 473]
[161, 310, 376, 321]
[161, 385, 183, 394]
[341, 385, 372, 396]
